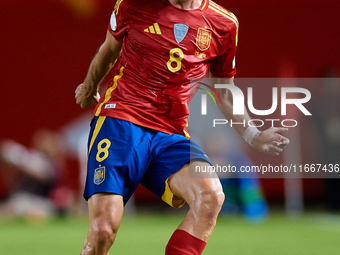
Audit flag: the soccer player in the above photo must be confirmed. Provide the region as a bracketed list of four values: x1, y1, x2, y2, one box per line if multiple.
[75, 0, 290, 254]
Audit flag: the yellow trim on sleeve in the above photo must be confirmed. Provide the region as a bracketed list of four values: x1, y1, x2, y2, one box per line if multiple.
[183, 130, 191, 139]
[114, 0, 124, 15]
[95, 66, 125, 116]
[161, 178, 186, 209]
[201, 0, 208, 10]
[209, 2, 239, 45]
[210, 2, 239, 25]
[88, 116, 106, 154]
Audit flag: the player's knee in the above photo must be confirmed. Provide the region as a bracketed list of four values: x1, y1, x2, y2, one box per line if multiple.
[214, 189, 225, 209]
[190, 188, 224, 229]
[93, 224, 118, 246]
[196, 187, 225, 217]
[206, 188, 225, 210]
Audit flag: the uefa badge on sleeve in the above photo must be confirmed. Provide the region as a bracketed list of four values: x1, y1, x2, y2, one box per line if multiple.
[94, 166, 105, 185]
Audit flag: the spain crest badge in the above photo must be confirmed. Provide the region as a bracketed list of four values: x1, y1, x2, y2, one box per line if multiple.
[196, 28, 212, 51]
[94, 166, 105, 185]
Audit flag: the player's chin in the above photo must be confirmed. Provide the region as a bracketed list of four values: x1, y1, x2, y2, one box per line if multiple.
[80, 103, 89, 109]
[268, 149, 281, 156]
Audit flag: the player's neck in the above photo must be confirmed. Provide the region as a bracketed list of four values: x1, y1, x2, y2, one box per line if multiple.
[168, 0, 203, 10]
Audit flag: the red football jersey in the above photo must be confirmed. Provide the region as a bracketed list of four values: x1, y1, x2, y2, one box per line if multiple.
[94, 0, 238, 137]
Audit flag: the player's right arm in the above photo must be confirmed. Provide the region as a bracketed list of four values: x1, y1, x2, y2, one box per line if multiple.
[209, 12, 290, 156]
[212, 76, 290, 156]
[75, 31, 122, 109]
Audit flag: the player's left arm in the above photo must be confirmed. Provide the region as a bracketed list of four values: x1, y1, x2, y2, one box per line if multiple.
[75, 31, 122, 109]
[212, 75, 290, 156]
[76, 0, 128, 109]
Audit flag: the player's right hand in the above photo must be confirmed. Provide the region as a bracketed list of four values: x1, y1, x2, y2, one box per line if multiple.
[251, 127, 290, 156]
[75, 83, 100, 109]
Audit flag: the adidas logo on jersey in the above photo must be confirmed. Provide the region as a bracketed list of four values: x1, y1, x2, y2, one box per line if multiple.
[144, 23, 162, 35]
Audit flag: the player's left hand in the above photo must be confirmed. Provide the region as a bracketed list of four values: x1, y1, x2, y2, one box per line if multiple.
[75, 83, 100, 109]
[251, 127, 290, 156]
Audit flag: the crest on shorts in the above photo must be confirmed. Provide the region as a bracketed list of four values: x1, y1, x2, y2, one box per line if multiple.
[196, 28, 212, 51]
[174, 24, 189, 44]
[94, 166, 105, 185]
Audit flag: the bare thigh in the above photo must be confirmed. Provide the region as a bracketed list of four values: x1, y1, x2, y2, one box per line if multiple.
[168, 161, 224, 241]
[81, 193, 124, 255]
[169, 161, 223, 205]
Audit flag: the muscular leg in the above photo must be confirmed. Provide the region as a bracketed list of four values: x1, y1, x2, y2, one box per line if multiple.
[167, 161, 225, 247]
[81, 193, 124, 255]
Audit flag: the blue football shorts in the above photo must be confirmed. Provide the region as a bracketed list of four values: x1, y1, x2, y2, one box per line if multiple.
[83, 116, 211, 208]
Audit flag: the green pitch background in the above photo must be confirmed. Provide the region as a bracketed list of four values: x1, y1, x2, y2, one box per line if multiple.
[1, 213, 340, 254]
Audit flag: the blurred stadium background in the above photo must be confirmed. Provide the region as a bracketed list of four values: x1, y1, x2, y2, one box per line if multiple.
[0, 0, 340, 254]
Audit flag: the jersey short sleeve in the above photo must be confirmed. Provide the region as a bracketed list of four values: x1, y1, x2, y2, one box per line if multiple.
[210, 22, 238, 78]
[108, 0, 129, 43]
